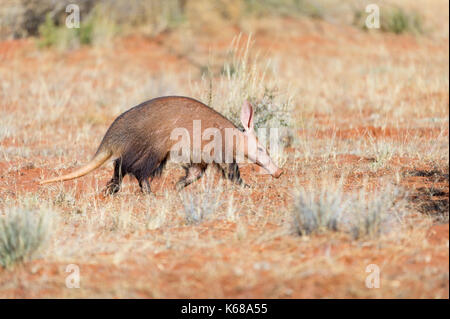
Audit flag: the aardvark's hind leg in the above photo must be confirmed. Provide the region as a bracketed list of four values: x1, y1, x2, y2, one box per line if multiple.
[176, 164, 207, 191]
[136, 157, 168, 194]
[104, 159, 126, 195]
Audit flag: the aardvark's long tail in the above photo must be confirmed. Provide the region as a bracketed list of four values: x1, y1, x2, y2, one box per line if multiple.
[39, 150, 112, 185]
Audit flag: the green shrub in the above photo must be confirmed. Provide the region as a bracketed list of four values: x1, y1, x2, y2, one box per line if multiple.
[37, 14, 60, 48]
[0, 208, 53, 269]
[193, 35, 294, 136]
[77, 18, 94, 45]
[38, 8, 117, 49]
[382, 8, 422, 34]
[243, 0, 323, 19]
[353, 6, 423, 35]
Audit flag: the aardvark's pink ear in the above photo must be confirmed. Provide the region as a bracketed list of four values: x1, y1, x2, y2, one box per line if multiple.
[240, 100, 254, 132]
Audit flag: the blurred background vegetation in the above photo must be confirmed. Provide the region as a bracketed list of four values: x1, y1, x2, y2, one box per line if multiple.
[0, 0, 426, 48]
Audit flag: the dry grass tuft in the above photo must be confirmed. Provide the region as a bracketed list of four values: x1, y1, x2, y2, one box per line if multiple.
[0, 207, 54, 269]
[293, 177, 410, 239]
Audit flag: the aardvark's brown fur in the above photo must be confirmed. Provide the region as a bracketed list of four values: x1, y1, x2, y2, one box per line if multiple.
[40, 96, 282, 193]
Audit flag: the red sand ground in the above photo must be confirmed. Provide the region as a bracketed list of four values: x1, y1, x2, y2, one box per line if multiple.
[0, 18, 448, 298]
